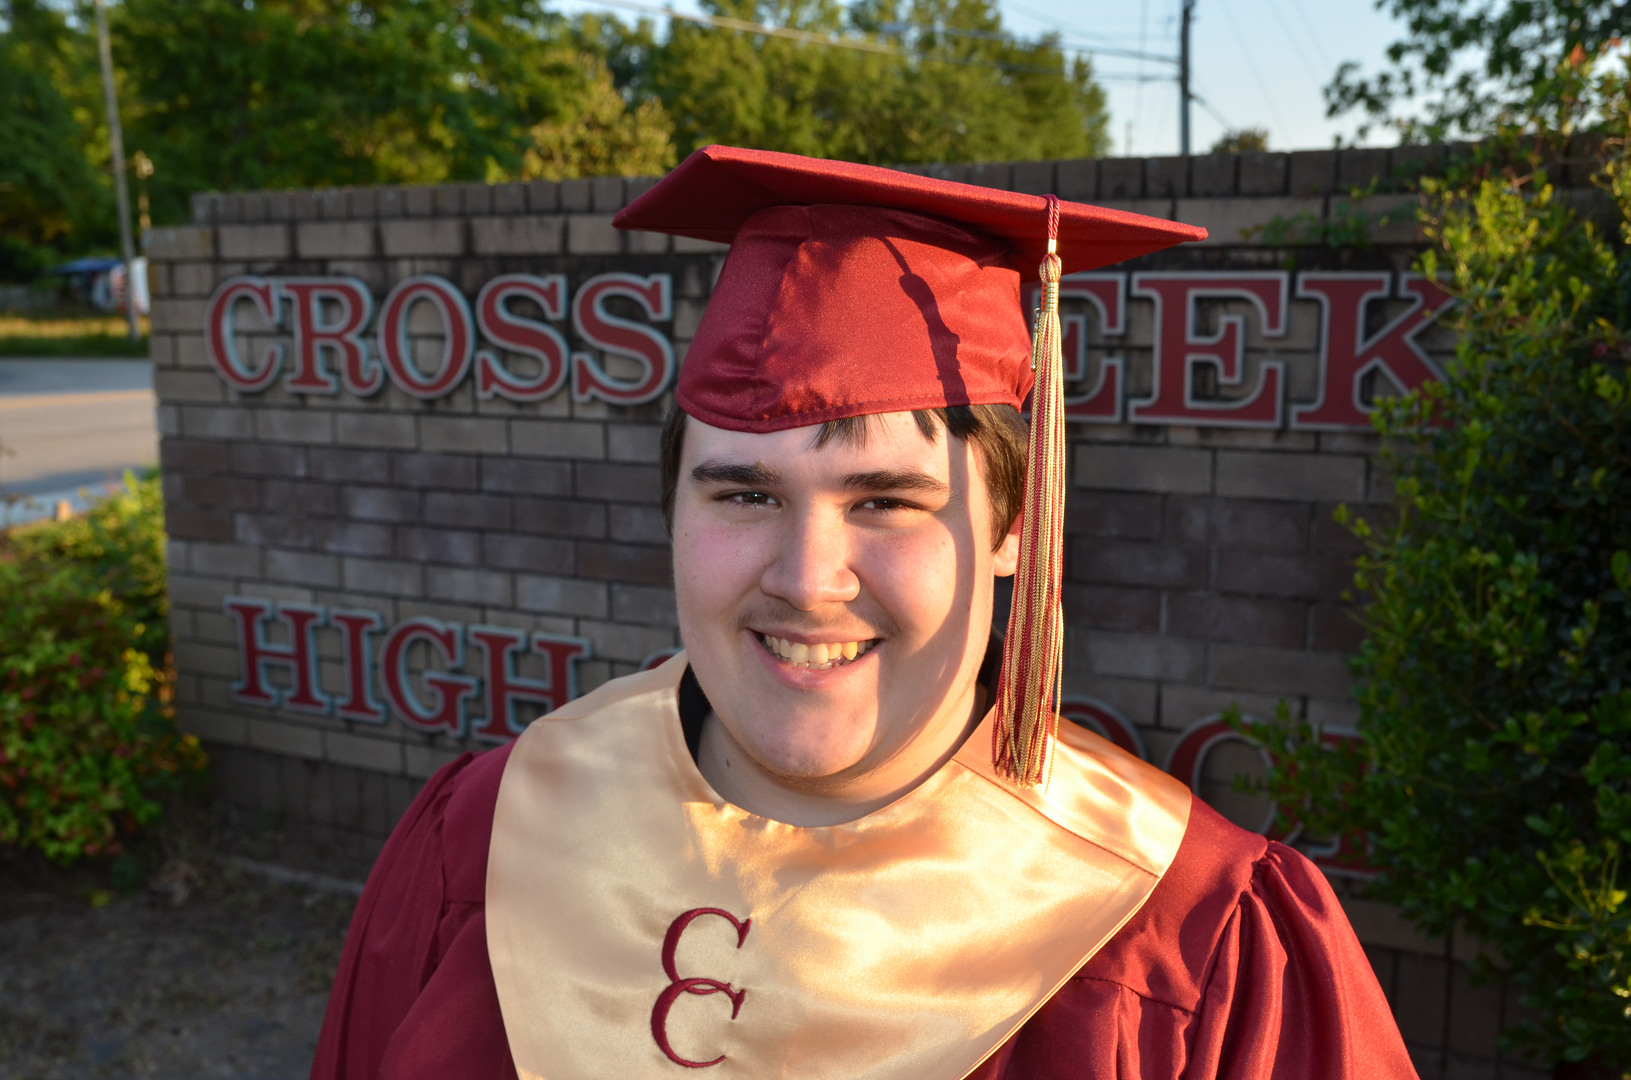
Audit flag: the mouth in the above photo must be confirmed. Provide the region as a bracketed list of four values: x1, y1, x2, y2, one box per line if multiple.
[757, 632, 877, 672]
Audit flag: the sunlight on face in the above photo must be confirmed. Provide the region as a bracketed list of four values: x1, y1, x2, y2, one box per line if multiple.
[672, 412, 1017, 810]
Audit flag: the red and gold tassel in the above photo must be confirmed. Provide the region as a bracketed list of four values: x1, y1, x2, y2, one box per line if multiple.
[993, 195, 1067, 788]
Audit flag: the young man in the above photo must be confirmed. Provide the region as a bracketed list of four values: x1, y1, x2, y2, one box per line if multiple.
[312, 147, 1416, 1080]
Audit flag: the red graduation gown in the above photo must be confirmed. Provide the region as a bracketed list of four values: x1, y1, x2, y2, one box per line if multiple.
[310, 745, 1416, 1080]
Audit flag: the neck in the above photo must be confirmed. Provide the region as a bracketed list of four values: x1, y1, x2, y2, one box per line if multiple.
[695, 683, 988, 827]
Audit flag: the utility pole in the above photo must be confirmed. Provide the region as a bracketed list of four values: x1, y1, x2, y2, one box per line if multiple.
[1179, 0, 1195, 156]
[93, 0, 139, 342]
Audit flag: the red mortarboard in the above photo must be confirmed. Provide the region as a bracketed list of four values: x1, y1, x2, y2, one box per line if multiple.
[614, 146, 1204, 433]
[616, 146, 1206, 786]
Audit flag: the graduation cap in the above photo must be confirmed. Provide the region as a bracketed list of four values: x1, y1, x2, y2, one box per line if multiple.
[616, 146, 1206, 786]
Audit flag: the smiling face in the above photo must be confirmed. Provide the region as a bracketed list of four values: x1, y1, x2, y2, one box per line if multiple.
[672, 411, 1020, 824]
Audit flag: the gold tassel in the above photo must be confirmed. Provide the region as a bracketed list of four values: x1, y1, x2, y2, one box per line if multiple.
[993, 197, 1067, 788]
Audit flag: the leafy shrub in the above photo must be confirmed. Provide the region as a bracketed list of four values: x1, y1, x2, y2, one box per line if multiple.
[0, 474, 205, 864]
[1247, 67, 1631, 1073]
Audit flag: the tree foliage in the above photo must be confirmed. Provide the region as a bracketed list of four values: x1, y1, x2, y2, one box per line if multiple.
[586, 0, 1108, 165]
[0, 0, 114, 278]
[1209, 127, 1269, 154]
[0, 0, 1105, 265]
[522, 52, 675, 182]
[112, 0, 612, 223]
[1251, 57, 1631, 1073]
[1331, 0, 1631, 141]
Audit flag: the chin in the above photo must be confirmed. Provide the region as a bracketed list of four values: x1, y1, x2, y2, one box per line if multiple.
[736, 710, 876, 782]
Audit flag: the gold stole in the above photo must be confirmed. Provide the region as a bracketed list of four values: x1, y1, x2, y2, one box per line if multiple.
[487, 654, 1191, 1080]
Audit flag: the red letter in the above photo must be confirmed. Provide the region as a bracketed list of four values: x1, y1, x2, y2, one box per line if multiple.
[475, 274, 571, 402]
[1031, 273, 1126, 421]
[1128, 273, 1287, 427]
[571, 273, 675, 405]
[378, 275, 476, 399]
[205, 277, 283, 393]
[379, 617, 478, 735]
[467, 626, 590, 742]
[331, 608, 385, 723]
[277, 277, 379, 395]
[651, 908, 751, 1068]
[1058, 696, 1147, 760]
[642, 647, 682, 672]
[1293, 273, 1452, 429]
[224, 596, 329, 714]
[1164, 714, 1378, 872]
[1162, 714, 1279, 834]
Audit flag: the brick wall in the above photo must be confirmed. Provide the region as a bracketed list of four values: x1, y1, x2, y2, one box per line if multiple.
[148, 183, 708, 795]
[146, 145, 1577, 1078]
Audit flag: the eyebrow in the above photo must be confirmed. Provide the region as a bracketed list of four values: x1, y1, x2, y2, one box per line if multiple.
[690, 459, 783, 487]
[842, 469, 950, 497]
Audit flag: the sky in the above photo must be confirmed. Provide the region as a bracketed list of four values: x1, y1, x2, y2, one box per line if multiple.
[553, 0, 1409, 157]
[997, 0, 1405, 155]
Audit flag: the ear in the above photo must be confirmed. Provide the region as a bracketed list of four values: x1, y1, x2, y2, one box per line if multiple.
[992, 510, 1022, 577]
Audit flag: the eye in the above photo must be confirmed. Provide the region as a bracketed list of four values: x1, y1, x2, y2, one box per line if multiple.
[856, 497, 914, 512]
[720, 490, 778, 507]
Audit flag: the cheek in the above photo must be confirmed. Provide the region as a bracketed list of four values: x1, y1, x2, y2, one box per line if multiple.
[856, 528, 962, 641]
[673, 515, 765, 622]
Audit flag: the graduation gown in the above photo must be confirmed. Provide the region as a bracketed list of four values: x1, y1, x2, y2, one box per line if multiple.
[310, 662, 1415, 1080]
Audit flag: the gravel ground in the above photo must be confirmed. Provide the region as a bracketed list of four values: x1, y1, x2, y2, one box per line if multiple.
[0, 825, 362, 1080]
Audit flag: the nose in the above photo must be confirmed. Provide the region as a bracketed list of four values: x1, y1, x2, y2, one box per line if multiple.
[758, 506, 860, 611]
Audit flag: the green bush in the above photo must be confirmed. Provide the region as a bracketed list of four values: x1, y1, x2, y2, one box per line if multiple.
[1247, 68, 1631, 1073]
[0, 474, 205, 864]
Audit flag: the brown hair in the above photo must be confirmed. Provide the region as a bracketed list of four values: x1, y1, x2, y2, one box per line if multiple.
[659, 403, 1028, 551]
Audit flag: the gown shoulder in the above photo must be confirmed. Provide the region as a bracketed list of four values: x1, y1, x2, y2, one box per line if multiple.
[985, 799, 1417, 1079]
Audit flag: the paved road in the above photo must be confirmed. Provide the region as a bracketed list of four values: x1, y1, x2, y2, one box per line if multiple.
[0, 359, 158, 525]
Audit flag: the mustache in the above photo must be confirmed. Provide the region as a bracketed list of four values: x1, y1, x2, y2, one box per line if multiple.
[733, 599, 899, 642]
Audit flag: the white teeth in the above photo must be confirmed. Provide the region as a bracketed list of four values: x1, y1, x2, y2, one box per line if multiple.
[760, 634, 875, 670]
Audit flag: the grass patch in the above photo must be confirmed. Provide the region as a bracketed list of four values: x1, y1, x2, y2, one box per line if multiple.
[0, 315, 151, 358]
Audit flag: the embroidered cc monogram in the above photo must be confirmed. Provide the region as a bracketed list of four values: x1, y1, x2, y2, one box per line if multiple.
[650, 908, 752, 1068]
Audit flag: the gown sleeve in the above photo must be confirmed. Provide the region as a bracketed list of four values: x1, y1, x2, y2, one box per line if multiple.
[308, 746, 519, 1080]
[985, 799, 1418, 1080]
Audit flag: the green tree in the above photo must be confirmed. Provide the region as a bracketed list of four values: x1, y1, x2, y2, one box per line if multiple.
[1250, 58, 1631, 1073]
[523, 52, 675, 181]
[588, 0, 1108, 165]
[0, 0, 114, 278]
[112, 0, 599, 222]
[1, 0, 1106, 251]
[1330, 0, 1630, 141]
[1209, 127, 1268, 154]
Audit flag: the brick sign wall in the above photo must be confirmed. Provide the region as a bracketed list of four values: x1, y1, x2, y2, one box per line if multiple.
[147, 147, 1471, 833]
[145, 145, 1569, 1077]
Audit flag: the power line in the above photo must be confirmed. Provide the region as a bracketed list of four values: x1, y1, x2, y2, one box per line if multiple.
[1290, 1, 1334, 72]
[1189, 86, 1237, 132]
[1130, 0, 1149, 155]
[583, 0, 895, 54]
[1214, 0, 1287, 140]
[577, 0, 1068, 74]
[999, 0, 1174, 57]
[881, 17, 1175, 65]
[1095, 71, 1182, 83]
[1262, 0, 1326, 91]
